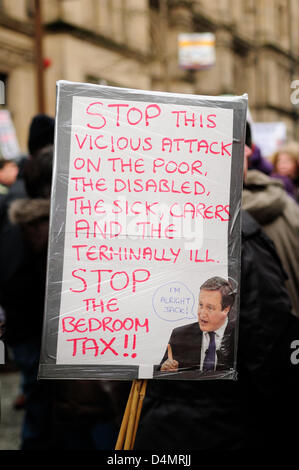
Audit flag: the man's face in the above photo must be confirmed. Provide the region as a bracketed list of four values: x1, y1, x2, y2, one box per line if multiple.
[198, 289, 230, 332]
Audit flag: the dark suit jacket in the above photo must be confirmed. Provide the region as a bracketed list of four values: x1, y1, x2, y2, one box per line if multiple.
[157, 320, 235, 378]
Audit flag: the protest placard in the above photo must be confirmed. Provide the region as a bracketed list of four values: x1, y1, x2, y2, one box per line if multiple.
[39, 81, 247, 380]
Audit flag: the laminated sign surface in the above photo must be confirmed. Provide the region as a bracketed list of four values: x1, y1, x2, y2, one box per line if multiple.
[39, 81, 247, 380]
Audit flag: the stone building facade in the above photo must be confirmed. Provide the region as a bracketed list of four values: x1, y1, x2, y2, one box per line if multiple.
[0, 0, 299, 151]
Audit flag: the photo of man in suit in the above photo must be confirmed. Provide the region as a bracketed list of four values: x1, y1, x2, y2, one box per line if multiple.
[159, 276, 236, 375]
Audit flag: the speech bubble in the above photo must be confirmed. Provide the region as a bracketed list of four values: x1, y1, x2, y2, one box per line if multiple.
[152, 281, 196, 322]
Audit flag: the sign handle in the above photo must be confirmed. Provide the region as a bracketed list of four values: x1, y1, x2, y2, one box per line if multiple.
[115, 379, 148, 450]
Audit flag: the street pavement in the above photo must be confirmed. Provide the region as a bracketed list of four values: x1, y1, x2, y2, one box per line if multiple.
[0, 369, 23, 450]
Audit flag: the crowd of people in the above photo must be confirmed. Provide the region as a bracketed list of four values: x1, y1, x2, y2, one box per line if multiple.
[0, 113, 299, 450]
[135, 122, 299, 451]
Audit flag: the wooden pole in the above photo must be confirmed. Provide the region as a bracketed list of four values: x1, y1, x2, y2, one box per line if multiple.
[159, 0, 169, 92]
[34, 0, 45, 114]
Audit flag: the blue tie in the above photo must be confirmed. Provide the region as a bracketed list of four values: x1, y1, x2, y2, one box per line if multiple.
[203, 332, 216, 371]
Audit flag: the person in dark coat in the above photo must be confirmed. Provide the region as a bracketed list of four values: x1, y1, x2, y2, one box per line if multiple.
[243, 169, 299, 317]
[134, 138, 299, 451]
[248, 143, 273, 175]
